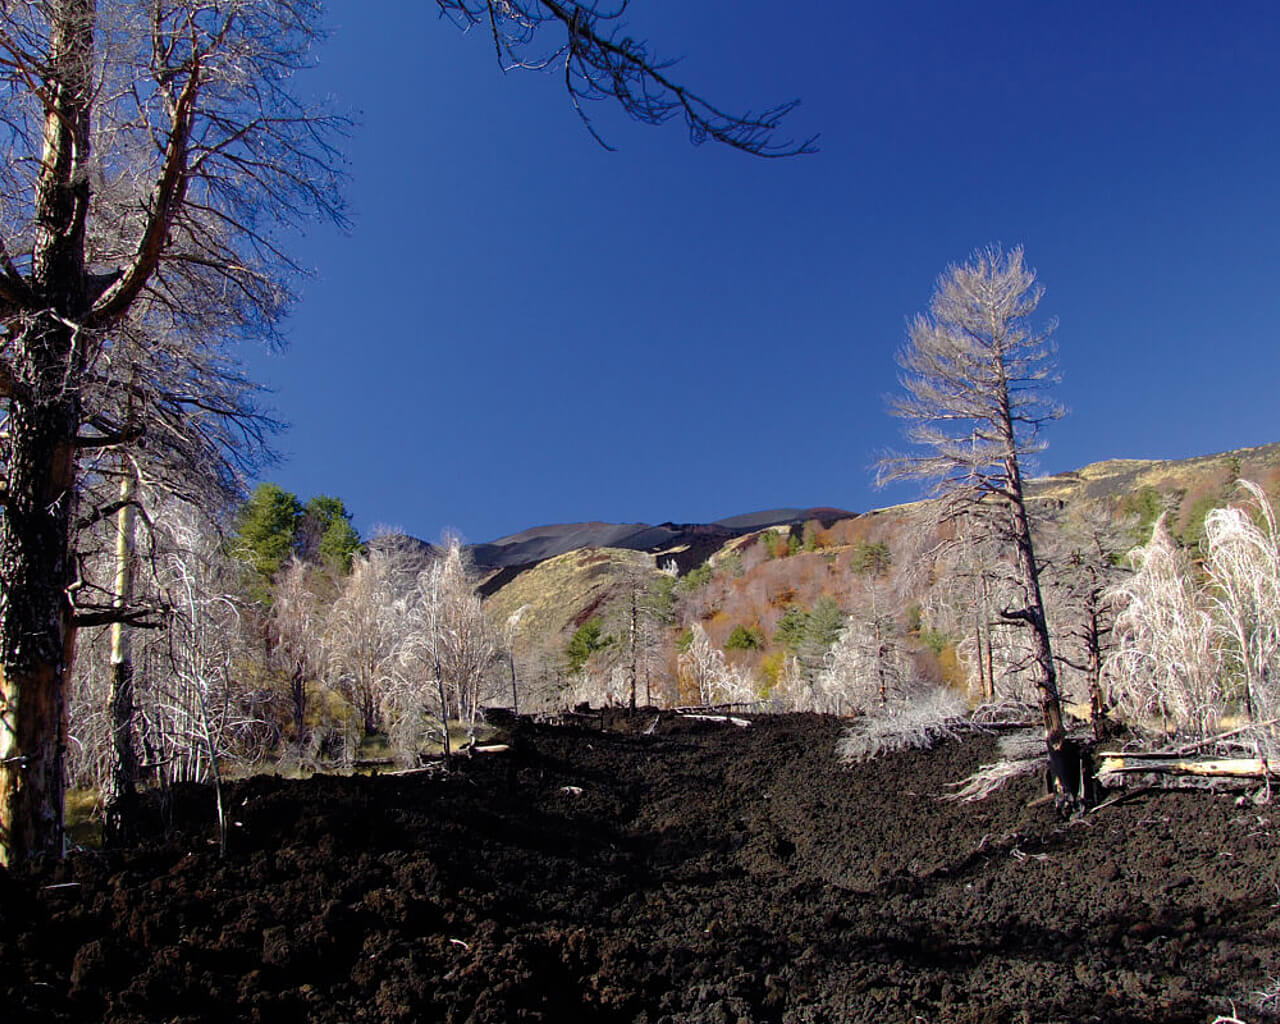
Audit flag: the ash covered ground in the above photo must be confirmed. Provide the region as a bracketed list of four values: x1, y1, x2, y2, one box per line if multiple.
[4, 712, 1279, 1023]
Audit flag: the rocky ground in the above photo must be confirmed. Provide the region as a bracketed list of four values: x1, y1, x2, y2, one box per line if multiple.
[3, 711, 1279, 1023]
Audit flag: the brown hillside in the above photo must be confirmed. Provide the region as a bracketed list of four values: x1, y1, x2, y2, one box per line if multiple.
[484, 442, 1280, 697]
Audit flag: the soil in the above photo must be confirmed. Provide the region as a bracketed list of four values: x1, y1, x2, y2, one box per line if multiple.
[3, 712, 1280, 1023]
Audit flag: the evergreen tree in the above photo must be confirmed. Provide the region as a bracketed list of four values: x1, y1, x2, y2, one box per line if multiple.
[233, 484, 303, 589]
[566, 618, 610, 674]
[300, 495, 361, 572]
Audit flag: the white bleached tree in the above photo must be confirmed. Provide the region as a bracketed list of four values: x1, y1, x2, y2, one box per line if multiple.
[1104, 515, 1222, 738]
[819, 611, 915, 716]
[391, 536, 497, 759]
[878, 245, 1072, 788]
[1202, 481, 1280, 725]
[324, 549, 411, 738]
[677, 624, 755, 706]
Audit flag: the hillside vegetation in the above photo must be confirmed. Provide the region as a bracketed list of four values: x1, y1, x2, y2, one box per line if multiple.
[484, 442, 1280, 714]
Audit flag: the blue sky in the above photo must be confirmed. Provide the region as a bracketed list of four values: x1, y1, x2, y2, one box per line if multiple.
[246, 1, 1280, 544]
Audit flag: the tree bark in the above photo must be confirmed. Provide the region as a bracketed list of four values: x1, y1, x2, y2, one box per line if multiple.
[629, 585, 638, 713]
[0, 324, 83, 865]
[1002, 447, 1068, 760]
[105, 470, 140, 846]
[0, 0, 95, 865]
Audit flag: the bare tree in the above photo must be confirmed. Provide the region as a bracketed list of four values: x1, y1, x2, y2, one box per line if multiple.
[1103, 484, 1280, 750]
[599, 558, 669, 711]
[948, 513, 1009, 704]
[498, 605, 528, 714]
[269, 559, 322, 761]
[151, 504, 271, 856]
[1202, 481, 1280, 726]
[394, 536, 497, 757]
[324, 549, 410, 737]
[1042, 501, 1134, 738]
[878, 246, 1075, 793]
[677, 624, 754, 706]
[0, 0, 345, 865]
[1104, 515, 1223, 739]
[819, 585, 916, 716]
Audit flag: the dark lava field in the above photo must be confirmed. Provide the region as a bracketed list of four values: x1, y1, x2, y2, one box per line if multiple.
[3, 711, 1279, 1023]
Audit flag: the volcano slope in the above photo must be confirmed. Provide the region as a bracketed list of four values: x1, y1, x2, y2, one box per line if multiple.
[4, 713, 1280, 1023]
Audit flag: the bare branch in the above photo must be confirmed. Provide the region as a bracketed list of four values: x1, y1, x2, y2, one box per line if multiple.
[437, 1, 816, 156]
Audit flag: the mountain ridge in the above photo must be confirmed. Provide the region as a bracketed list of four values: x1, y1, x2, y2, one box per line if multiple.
[470, 442, 1280, 575]
[470, 506, 854, 573]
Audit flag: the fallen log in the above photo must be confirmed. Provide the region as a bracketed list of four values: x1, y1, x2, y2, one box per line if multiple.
[386, 744, 512, 775]
[678, 713, 751, 728]
[1098, 753, 1276, 780]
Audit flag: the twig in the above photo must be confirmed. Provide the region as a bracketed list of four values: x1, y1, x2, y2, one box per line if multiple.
[1161, 718, 1280, 757]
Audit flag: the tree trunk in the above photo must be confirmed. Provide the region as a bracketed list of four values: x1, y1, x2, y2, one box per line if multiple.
[628, 586, 638, 713]
[997, 372, 1070, 792]
[1003, 455, 1068, 763]
[290, 664, 307, 757]
[105, 470, 140, 846]
[0, 355, 82, 865]
[0, 0, 95, 867]
[435, 650, 451, 758]
[1082, 584, 1108, 742]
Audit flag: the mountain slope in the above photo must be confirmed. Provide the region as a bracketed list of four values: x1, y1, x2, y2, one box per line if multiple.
[470, 508, 853, 578]
[482, 442, 1280, 706]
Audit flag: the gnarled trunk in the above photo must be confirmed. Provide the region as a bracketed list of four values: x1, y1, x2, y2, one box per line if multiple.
[0, 330, 83, 864]
[0, 0, 94, 866]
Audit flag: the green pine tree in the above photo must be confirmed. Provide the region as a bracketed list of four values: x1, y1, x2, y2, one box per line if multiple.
[233, 483, 303, 588]
[301, 495, 361, 572]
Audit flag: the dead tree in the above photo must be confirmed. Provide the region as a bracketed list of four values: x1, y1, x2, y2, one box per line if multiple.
[269, 559, 322, 761]
[1042, 501, 1133, 740]
[878, 245, 1076, 797]
[324, 549, 411, 737]
[1203, 481, 1280, 725]
[393, 535, 496, 758]
[1104, 515, 1223, 740]
[435, 1, 816, 155]
[0, 0, 346, 866]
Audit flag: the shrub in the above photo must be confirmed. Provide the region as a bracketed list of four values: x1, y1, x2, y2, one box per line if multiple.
[679, 562, 714, 591]
[919, 626, 952, 656]
[836, 688, 969, 762]
[724, 624, 765, 651]
[566, 617, 610, 674]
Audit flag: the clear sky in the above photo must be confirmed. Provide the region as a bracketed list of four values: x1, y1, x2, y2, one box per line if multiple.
[245, 1, 1280, 545]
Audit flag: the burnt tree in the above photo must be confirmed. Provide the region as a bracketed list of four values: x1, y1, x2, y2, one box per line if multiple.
[878, 245, 1077, 797]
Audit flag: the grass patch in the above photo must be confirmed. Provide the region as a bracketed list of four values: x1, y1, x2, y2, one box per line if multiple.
[66, 787, 102, 850]
[420, 721, 499, 757]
